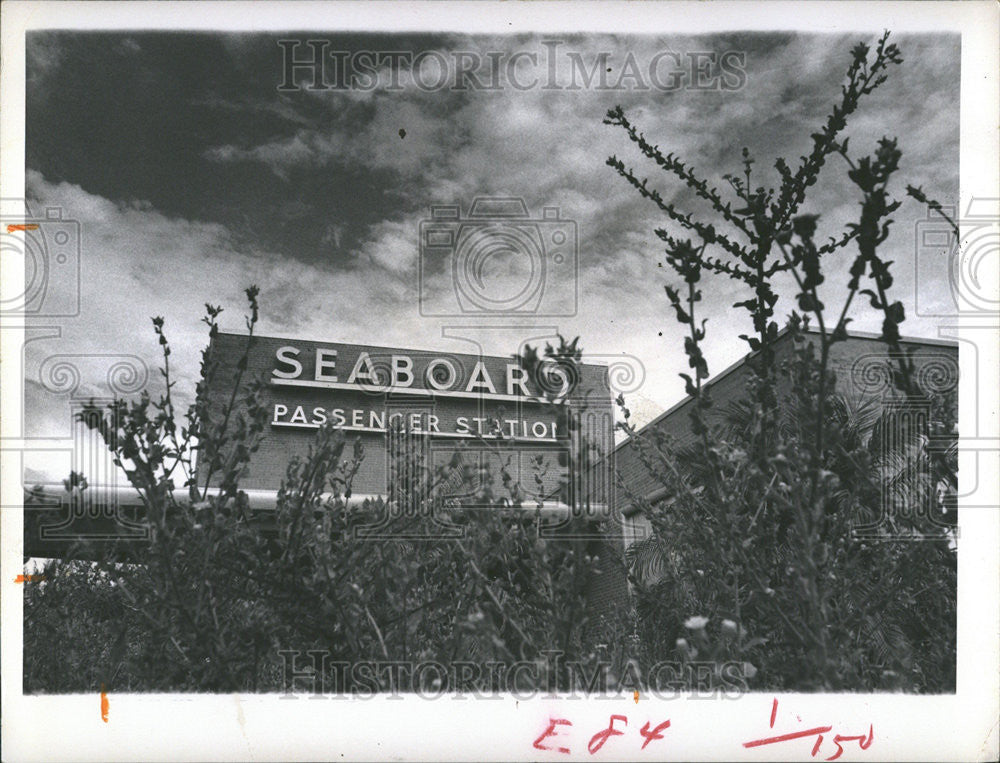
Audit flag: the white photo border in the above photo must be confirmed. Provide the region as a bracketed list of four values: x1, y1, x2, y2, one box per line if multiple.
[2, 2, 997, 761]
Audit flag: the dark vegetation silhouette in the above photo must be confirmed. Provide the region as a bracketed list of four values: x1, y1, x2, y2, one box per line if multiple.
[25, 32, 956, 693]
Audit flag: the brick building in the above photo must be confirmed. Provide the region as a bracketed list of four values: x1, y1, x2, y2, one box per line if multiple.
[25, 328, 957, 625]
[206, 332, 627, 631]
[24, 332, 616, 550]
[613, 328, 959, 563]
[203, 332, 616, 507]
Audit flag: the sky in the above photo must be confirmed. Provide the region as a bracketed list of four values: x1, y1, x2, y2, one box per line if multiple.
[21, 30, 960, 482]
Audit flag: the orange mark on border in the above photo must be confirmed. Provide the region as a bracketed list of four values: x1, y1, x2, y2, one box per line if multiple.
[633, 690, 640, 703]
[100, 684, 109, 723]
[14, 574, 46, 583]
[6, 224, 39, 233]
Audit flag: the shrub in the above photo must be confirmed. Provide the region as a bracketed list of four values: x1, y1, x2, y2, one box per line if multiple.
[24, 293, 626, 692]
[606, 31, 957, 692]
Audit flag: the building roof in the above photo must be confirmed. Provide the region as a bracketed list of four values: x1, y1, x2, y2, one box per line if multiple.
[616, 326, 958, 451]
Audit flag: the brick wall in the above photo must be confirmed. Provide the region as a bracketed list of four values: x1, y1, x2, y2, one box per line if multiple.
[585, 330, 959, 622]
[202, 332, 614, 502]
[613, 330, 958, 517]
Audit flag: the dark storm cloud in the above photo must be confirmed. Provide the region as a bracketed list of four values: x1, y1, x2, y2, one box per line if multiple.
[26, 31, 457, 263]
[23, 30, 959, 479]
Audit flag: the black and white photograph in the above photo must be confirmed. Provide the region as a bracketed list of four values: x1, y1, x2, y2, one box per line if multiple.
[1, 1, 997, 760]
